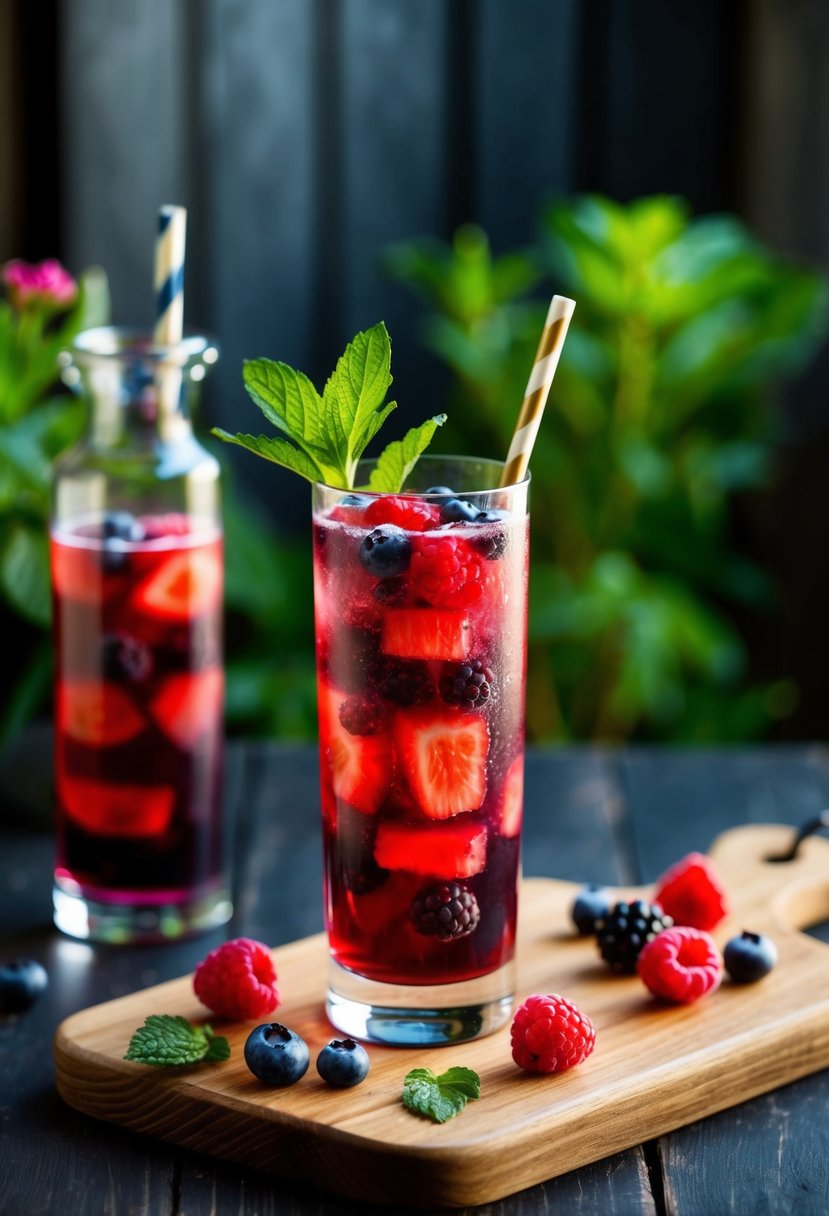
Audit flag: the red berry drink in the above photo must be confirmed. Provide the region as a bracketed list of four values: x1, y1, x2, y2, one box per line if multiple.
[51, 512, 227, 936]
[314, 457, 529, 1044]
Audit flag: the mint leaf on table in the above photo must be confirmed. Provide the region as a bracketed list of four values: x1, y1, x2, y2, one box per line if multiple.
[212, 321, 445, 491]
[402, 1065, 481, 1123]
[124, 1015, 230, 1067]
[367, 415, 447, 493]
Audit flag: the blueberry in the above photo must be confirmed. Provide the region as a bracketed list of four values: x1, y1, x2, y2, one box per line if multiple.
[244, 1023, 310, 1086]
[359, 525, 412, 578]
[571, 884, 612, 936]
[100, 511, 144, 573]
[723, 931, 778, 983]
[316, 1038, 370, 1087]
[339, 494, 369, 510]
[424, 485, 455, 498]
[470, 509, 509, 560]
[0, 959, 48, 1014]
[439, 498, 479, 524]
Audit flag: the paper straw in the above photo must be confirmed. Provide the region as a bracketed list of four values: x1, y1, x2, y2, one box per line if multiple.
[153, 205, 187, 346]
[500, 294, 575, 487]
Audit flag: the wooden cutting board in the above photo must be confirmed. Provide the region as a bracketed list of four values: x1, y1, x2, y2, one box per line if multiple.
[54, 824, 829, 1209]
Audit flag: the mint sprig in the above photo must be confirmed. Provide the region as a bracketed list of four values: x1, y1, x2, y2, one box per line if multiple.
[402, 1065, 481, 1123]
[124, 1015, 230, 1067]
[212, 321, 446, 491]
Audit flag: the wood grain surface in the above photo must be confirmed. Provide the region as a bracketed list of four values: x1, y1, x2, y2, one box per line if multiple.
[53, 824, 829, 1209]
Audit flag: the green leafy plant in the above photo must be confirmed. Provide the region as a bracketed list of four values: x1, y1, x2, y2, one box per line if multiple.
[401, 1064, 481, 1123]
[386, 196, 829, 741]
[0, 260, 109, 747]
[124, 1014, 230, 1066]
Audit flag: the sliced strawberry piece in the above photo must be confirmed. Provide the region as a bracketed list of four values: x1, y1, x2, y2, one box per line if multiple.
[498, 756, 524, 838]
[395, 707, 488, 819]
[150, 668, 224, 748]
[58, 680, 145, 747]
[58, 772, 174, 838]
[374, 820, 488, 878]
[364, 496, 439, 532]
[318, 683, 391, 815]
[382, 608, 471, 661]
[133, 543, 222, 622]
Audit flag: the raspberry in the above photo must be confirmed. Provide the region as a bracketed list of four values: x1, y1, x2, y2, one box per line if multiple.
[654, 852, 729, 931]
[376, 658, 433, 706]
[511, 993, 596, 1074]
[193, 938, 279, 1020]
[595, 899, 673, 973]
[409, 536, 483, 608]
[411, 881, 480, 941]
[637, 926, 722, 1003]
[440, 658, 494, 710]
[338, 695, 381, 735]
[364, 496, 439, 532]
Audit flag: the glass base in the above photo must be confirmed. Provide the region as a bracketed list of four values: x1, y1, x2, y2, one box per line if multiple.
[53, 877, 232, 944]
[326, 957, 515, 1046]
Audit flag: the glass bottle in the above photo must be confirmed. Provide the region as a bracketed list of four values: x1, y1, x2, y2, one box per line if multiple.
[51, 327, 231, 942]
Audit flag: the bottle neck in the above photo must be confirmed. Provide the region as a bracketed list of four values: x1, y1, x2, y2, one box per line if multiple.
[82, 360, 195, 449]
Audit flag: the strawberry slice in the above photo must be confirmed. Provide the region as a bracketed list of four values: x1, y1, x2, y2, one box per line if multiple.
[498, 756, 524, 838]
[150, 668, 224, 748]
[58, 680, 145, 747]
[133, 543, 222, 622]
[395, 707, 488, 819]
[382, 608, 471, 661]
[374, 820, 488, 878]
[58, 772, 174, 838]
[318, 684, 391, 815]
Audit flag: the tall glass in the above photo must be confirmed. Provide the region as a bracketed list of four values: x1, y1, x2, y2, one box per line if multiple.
[313, 456, 529, 1044]
[51, 328, 231, 943]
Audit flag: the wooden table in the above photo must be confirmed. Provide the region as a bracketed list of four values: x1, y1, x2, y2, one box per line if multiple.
[2, 739, 828, 1215]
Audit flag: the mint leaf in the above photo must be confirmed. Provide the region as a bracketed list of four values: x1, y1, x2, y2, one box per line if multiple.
[402, 1065, 481, 1123]
[124, 1015, 230, 1067]
[367, 415, 447, 493]
[214, 321, 445, 489]
[323, 322, 393, 485]
[211, 429, 328, 483]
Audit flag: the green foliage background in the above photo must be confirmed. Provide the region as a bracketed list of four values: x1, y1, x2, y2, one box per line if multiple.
[1, 195, 827, 748]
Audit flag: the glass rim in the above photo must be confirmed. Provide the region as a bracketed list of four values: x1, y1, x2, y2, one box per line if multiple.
[63, 326, 220, 369]
[314, 454, 531, 498]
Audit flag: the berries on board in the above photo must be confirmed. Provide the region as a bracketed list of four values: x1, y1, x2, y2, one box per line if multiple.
[316, 1038, 371, 1087]
[193, 938, 280, 1020]
[571, 884, 613, 936]
[636, 926, 722, 1003]
[723, 931, 778, 983]
[595, 899, 674, 974]
[511, 993, 596, 1074]
[244, 1023, 310, 1086]
[653, 852, 729, 932]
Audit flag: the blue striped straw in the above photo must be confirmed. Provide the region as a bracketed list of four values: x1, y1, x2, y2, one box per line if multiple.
[153, 205, 187, 345]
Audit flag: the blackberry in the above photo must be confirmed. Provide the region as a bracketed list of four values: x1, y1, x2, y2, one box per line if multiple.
[338, 695, 381, 736]
[440, 658, 493, 710]
[595, 899, 673, 973]
[102, 632, 153, 682]
[470, 511, 508, 561]
[411, 881, 480, 941]
[377, 658, 433, 706]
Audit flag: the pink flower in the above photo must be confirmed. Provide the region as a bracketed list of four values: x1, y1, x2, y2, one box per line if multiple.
[2, 258, 77, 310]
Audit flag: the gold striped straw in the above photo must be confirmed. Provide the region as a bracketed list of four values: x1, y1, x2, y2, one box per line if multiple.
[153, 204, 187, 346]
[500, 294, 576, 487]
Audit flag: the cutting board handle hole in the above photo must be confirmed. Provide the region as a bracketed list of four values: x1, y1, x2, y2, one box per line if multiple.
[764, 811, 829, 863]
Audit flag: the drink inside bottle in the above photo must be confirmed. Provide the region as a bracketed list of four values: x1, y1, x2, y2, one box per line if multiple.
[313, 456, 528, 1043]
[51, 329, 230, 941]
